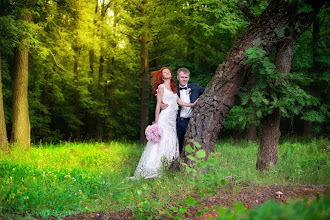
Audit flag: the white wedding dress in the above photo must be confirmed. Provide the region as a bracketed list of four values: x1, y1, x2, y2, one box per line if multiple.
[130, 84, 179, 179]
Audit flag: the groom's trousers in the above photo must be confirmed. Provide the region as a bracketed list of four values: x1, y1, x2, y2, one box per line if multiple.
[177, 117, 190, 154]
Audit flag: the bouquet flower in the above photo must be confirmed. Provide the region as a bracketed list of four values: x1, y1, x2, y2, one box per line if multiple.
[145, 124, 163, 143]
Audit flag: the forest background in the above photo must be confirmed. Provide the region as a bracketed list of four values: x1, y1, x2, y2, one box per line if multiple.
[0, 0, 329, 146]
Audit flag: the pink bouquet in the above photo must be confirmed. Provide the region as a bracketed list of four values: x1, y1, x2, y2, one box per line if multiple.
[145, 124, 163, 143]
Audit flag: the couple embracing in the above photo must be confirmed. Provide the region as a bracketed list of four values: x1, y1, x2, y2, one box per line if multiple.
[129, 67, 204, 180]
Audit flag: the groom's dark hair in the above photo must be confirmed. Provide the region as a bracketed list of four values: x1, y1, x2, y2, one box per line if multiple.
[177, 67, 190, 75]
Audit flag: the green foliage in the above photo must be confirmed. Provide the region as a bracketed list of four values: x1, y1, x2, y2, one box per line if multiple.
[223, 105, 259, 130]
[217, 194, 330, 220]
[242, 45, 319, 118]
[163, 141, 226, 219]
[298, 2, 313, 13]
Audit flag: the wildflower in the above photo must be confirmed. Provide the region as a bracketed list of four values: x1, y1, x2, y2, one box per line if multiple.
[100, 172, 103, 175]
[33, 177, 36, 181]
[79, 190, 82, 195]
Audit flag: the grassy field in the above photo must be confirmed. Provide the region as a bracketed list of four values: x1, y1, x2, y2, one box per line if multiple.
[0, 138, 329, 219]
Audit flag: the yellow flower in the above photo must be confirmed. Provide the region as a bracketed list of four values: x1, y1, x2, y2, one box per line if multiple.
[33, 177, 36, 181]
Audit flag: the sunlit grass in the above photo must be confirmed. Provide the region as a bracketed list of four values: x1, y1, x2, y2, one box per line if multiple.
[0, 138, 328, 218]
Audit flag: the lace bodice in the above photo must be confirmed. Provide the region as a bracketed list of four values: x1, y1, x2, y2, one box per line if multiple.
[157, 84, 178, 111]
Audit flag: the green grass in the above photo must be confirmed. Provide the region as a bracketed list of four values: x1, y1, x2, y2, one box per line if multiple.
[212, 138, 329, 185]
[0, 138, 329, 219]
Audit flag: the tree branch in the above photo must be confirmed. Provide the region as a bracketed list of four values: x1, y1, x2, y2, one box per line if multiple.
[129, 0, 143, 12]
[120, 31, 141, 41]
[236, 0, 256, 21]
[105, 0, 111, 12]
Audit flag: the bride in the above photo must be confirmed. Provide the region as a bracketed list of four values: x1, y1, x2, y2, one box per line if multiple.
[129, 67, 198, 179]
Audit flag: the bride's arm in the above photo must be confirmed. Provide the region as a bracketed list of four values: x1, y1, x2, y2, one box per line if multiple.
[177, 96, 198, 107]
[155, 86, 164, 125]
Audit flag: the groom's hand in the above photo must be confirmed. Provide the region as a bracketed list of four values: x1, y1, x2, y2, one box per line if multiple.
[160, 102, 168, 110]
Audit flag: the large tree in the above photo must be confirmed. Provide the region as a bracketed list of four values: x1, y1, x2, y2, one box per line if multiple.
[183, 0, 326, 160]
[10, 5, 33, 148]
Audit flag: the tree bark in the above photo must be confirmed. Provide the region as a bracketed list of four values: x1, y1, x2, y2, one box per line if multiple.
[0, 46, 8, 148]
[73, 48, 81, 141]
[10, 11, 32, 149]
[97, 49, 104, 142]
[139, 29, 149, 144]
[247, 124, 258, 142]
[183, 0, 326, 159]
[256, 38, 295, 170]
[256, 109, 281, 170]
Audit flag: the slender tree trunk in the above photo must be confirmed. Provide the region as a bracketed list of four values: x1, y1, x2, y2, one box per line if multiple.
[303, 17, 320, 136]
[233, 126, 242, 143]
[139, 28, 149, 144]
[256, 39, 295, 170]
[0, 46, 8, 148]
[10, 11, 32, 149]
[85, 49, 95, 138]
[303, 118, 312, 136]
[97, 50, 104, 142]
[247, 101, 258, 142]
[312, 17, 320, 70]
[96, 1, 110, 142]
[247, 124, 258, 142]
[73, 50, 80, 141]
[183, 0, 325, 160]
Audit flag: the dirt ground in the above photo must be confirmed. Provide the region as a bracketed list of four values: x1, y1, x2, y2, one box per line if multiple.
[61, 183, 329, 220]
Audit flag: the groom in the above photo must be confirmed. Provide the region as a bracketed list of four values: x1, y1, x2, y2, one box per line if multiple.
[161, 67, 205, 154]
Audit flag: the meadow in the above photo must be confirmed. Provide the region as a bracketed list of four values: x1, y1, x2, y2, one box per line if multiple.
[0, 138, 329, 219]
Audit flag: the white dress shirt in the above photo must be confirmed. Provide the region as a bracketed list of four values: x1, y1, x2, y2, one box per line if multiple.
[179, 85, 192, 118]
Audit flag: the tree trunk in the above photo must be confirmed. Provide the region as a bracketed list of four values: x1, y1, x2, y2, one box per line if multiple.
[10, 10, 32, 149]
[312, 17, 320, 70]
[303, 17, 320, 136]
[233, 126, 242, 143]
[247, 100, 258, 142]
[97, 50, 104, 142]
[84, 49, 95, 138]
[256, 38, 295, 170]
[73, 50, 80, 141]
[247, 124, 258, 142]
[183, 0, 325, 159]
[139, 29, 149, 144]
[256, 109, 281, 170]
[0, 46, 8, 148]
[303, 119, 312, 136]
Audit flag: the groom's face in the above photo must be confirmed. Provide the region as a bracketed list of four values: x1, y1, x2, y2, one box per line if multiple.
[177, 71, 190, 87]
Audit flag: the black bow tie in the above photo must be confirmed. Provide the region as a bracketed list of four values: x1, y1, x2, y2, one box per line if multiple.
[180, 87, 187, 90]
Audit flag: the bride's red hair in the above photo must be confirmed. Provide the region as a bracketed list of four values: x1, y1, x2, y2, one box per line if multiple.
[150, 67, 177, 96]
